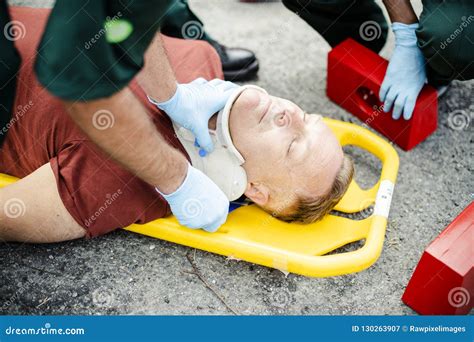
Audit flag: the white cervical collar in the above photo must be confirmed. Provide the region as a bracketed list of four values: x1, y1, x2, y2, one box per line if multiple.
[173, 85, 268, 200]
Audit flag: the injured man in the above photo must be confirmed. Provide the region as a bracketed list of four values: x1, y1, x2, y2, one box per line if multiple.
[0, 7, 353, 244]
[175, 84, 354, 224]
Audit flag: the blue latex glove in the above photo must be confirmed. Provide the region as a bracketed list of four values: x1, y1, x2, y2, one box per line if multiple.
[156, 163, 229, 233]
[149, 78, 238, 154]
[380, 22, 427, 120]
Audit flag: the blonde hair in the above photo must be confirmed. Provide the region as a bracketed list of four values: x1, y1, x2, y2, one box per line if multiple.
[272, 154, 354, 223]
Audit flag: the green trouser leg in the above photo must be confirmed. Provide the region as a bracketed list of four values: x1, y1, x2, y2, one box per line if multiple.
[0, 0, 21, 146]
[416, 0, 474, 86]
[282, 0, 388, 53]
[161, 0, 213, 42]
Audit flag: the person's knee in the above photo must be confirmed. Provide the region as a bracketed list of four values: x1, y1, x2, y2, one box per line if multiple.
[168, 37, 224, 80]
[417, 23, 452, 61]
[417, 14, 474, 82]
[282, 0, 388, 53]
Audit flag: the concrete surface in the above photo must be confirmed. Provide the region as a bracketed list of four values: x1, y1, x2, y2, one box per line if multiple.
[1, 0, 473, 315]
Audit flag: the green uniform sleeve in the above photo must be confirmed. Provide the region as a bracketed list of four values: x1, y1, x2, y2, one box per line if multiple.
[35, 0, 176, 101]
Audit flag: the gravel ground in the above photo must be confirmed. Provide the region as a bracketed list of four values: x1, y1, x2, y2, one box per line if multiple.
[1, 0, 473, 315]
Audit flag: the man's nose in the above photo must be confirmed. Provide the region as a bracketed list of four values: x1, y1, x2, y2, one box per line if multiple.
[291, 110, 305, 130]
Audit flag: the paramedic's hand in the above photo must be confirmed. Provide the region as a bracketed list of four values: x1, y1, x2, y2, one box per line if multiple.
[156, 163, 229, 233]
[149, 78, 238, 153]
[380, 22, 427, 120]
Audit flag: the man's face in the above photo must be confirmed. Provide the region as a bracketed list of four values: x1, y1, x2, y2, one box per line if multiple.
[229, 88, 344, 213]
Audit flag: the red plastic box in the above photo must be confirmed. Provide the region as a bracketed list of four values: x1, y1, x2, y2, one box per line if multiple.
[402, 202, 474, 315]
[327, 39, 438, 151]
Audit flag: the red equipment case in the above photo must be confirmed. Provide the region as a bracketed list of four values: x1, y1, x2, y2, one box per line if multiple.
[402, 202, 474, 315]
[327, 38, 438, 151]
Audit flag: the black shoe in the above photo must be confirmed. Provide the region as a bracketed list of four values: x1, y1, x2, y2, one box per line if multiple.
[208, 39, 259, 82]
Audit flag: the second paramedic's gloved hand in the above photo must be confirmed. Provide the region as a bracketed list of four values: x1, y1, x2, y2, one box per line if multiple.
[156, 163, 229, 233]
[380, 22, 427, 120]
[149, 78, 238, 153]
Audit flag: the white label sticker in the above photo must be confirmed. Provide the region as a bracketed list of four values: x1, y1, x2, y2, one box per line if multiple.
[373, 180, 394, 218]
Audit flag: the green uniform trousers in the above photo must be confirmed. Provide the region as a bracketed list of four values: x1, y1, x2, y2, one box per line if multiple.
[161, 0, 213, 42]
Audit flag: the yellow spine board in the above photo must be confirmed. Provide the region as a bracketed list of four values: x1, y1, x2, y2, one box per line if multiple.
[0, 118, 399, 277]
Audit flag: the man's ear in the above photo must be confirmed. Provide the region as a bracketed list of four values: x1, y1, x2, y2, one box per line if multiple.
[244, 182, 270, 206]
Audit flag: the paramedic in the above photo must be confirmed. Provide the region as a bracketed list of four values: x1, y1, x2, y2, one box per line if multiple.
[282, 0, 474, 120]
[0, 0, 236, 232]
